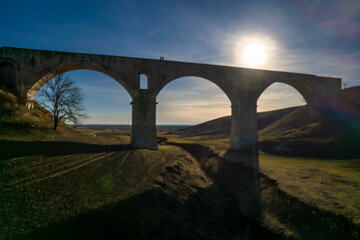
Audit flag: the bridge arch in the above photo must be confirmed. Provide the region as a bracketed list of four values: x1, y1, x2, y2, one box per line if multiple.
[156, 76, 231, 125]
[255, 79, 314, 105]
[0, 58, 20, 70]
[257, 82, 307, 112]
[154, 70, 234, 101]
[26, 62, 134, 108]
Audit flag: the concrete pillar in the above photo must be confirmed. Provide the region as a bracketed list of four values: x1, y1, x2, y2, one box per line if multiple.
[131, 93, 158, 150]
[230, 99, 258, 150]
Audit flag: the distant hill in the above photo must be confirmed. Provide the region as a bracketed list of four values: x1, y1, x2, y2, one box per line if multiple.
[337, 86, 360, 130]
[174, 102, 360, 158]
[258, 105, 360, 158]
[173, 106, 299, 137]
[259, 106, 320, 140]
[341, 86, 360, 107]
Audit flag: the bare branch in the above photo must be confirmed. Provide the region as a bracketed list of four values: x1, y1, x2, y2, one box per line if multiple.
[37, 73, 88, 130]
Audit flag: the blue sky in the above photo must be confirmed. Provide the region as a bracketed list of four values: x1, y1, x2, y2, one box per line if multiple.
[1, 0, 359, 124]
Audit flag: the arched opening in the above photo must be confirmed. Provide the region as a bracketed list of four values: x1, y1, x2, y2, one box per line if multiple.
[256, 81, 325, 171]
[34, 69, 132, 141]
[27, 64, 132, 107]
[256, 82, 308, 142]
[257, 82, 306, 113]
[139, 74, 148, 90]
[0, 61, 16, 92]
[156, 76, 231, 146]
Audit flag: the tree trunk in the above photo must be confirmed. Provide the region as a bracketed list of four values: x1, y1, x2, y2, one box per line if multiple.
[53, 117, 59, 130]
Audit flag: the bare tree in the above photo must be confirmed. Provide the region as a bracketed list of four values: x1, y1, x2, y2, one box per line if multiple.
[37, 74, 87, 130]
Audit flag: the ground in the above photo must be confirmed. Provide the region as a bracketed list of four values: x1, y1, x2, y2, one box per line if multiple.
[0, 91, 359, 239]
[0, 127, 359, 239]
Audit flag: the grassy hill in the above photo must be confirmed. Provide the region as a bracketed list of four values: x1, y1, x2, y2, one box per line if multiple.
[0, 88, 79, 141]
[174, 102, 360, 158]
[341, 86, 360, 108]
[173, 106, 298, 137]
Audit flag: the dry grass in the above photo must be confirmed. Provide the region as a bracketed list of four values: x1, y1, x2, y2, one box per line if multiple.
[1, 126, 359, 239]
[159, 133, 229, 156]
[0, 132, 191, 238]
[162, 134, 360, 227]
[259, 152, 360, 224]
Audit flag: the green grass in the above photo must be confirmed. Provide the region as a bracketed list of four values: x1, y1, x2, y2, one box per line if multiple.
[0, 142, 184, 239]
[162, 134, 360, 226]
[160, 133, 229, 155]
[259, 151, 360, 224]
[1, 128, 359, 239]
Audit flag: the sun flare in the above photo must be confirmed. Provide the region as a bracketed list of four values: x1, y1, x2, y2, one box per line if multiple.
[241, 41, 267, 67]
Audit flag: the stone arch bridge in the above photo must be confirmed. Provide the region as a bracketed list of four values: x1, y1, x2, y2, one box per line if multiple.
[0, 47, 341, 150]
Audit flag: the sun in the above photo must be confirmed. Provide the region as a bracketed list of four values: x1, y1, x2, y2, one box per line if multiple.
[241, 41, 267, 67]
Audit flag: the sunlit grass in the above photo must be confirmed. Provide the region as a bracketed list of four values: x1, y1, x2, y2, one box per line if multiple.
[163, 134, 360, 225]
[160, 133, 229, 155]
[259, 151, 360, 224]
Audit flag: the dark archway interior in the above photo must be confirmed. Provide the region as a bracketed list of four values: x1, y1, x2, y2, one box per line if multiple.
[0, 62, 16, 92]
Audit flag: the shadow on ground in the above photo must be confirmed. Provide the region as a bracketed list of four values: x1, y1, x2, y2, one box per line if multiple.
[8, 142, 360, 240]
[0, 140, 132, 160]
[169, 143, 360, 239]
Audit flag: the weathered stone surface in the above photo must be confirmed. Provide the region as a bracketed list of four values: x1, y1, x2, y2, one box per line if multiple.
[0, 47, 342, 150]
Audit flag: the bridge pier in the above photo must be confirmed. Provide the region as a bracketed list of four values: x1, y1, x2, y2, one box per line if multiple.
[230, 99, 258, 151]
[131, 93, 158, 150]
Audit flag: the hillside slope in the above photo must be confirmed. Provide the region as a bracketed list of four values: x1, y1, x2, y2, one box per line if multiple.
[341, 86, 360, 108]
[175, 103, 360, 158]
[337, 86, 360, 130]
[259, 105, 360, 158]
[173, 106, 299, 137]
[0, 88, 96, 144]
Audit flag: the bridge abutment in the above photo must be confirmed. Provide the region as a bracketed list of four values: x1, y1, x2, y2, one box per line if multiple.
[131, 93, 158, 150]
